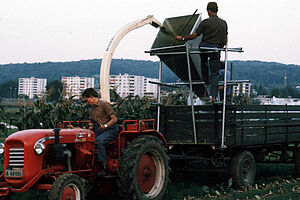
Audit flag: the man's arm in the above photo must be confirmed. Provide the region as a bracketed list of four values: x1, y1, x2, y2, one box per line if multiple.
[100, 114, 117, 129]
[176, 32, 199, 41]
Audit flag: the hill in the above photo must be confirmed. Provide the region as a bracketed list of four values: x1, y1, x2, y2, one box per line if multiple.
[0, 59, 299, 88]
[0, 59, 177, 85]
[232, 60, 300, 88]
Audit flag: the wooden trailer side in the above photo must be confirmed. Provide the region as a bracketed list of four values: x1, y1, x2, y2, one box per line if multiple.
[156, 104, 300, 147]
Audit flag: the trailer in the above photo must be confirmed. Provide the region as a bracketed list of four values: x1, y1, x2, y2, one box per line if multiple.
[152, 104, 300, 187]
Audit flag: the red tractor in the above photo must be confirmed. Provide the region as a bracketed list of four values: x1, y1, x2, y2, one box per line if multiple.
[0, 119, 170, 199]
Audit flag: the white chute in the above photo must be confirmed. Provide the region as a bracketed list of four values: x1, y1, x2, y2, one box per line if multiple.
[100, 15, 162, 102]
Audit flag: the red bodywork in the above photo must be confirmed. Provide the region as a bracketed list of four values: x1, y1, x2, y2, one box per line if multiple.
[0, 119, 165, 197]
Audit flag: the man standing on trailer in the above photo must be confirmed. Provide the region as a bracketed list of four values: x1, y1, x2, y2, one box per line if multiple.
[82, 88, 119, 175]
[176, 2, 228, 102]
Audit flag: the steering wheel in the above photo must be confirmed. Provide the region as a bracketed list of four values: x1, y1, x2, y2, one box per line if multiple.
[72, 117, 100, 130]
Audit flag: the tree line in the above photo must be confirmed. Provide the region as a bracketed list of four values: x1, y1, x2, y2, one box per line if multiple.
[0, 80, 64, 102]
[253, 84, 300, 98]
[2, 81, 300, 102]
[1, 59, 300, 89]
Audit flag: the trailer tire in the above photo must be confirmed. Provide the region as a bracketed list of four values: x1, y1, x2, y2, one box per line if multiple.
[295, 150, 300, 177]
[48, 173, 85, 200]
[118, 135, 170, 200]
[230, 150, 256, 189]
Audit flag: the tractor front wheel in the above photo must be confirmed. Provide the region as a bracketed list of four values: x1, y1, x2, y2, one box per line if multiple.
[48, 173, 85, 200]
[118, 135, 170, 200]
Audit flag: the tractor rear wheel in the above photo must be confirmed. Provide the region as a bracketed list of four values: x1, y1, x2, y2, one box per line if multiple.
[230, 150, 256, 189]
[118, 135, 170, 200]
[295, 150, 300, 177]
[48, 173, 85, 200]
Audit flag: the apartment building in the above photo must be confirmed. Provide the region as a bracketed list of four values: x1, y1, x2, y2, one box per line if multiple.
[62, 76, 94, 99]
[18, 77, 47, 99]
[233, 82, 252, 97]
[144, 77, 159, 98]
[109, 74, 158, 98]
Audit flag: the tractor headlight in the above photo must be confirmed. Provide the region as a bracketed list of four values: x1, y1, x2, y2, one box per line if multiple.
[0, 143, 4, 154]
[34, 143, 45, 155]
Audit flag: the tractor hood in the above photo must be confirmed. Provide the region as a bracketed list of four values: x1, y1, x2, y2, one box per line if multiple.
[6, 129, 95, 145]
[3, 128, 95, 187]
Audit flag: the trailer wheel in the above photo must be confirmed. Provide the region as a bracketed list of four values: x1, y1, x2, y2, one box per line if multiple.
[118, 135, 170, 200]
[230, 150, 256, 189]
[48, 173, 85, 200]
[295, 150, 300, 177]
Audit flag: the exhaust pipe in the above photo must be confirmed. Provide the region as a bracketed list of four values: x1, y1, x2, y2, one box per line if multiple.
[53, 128, 60, 144]
[51, 128, 64, 163]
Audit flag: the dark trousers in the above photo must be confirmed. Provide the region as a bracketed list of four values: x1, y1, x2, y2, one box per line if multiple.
[200, 42, 221, 98]
[94, 124, 119, 162]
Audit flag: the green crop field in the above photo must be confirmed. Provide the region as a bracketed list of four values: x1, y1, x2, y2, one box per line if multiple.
[0, 103, 20, 114]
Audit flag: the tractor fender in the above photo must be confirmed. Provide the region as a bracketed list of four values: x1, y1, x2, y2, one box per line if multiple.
[117, 130, 167, 158]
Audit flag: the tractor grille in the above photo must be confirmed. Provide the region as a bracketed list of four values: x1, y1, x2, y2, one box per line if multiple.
[9, 148, 24, 169]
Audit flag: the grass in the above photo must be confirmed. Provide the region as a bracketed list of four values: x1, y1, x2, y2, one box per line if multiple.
[2, 162, 299, 200]
[0, 102, 20, 114]
[165, 163, 300, 200]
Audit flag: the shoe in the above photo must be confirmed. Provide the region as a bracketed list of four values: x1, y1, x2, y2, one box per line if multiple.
[97, 168, 107, 176]
[96, 162, 107, 176]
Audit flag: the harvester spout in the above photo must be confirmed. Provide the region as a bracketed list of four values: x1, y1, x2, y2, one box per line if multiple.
[100, 15, 162, 102]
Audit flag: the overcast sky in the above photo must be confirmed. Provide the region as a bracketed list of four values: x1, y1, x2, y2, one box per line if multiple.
[0, 0, 299, 65]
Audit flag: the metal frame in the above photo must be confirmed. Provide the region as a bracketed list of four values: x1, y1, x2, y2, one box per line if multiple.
[148, 44, 243, 147]
[157, 61, 162, 131]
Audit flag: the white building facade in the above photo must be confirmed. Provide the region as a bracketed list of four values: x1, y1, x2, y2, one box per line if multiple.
[233, 82, 252, 97]
[109, 74, 158, 98]
[256, 96, 300, 105]
[18, 77, 47, 99]
[62, 76, 94, 99]
[144, 77, 159, 98]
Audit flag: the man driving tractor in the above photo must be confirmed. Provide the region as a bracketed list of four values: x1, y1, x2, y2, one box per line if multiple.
[69, 88, 119, 175]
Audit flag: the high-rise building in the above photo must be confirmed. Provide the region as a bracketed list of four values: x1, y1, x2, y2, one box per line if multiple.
[62, 76, 94, 99]
[18, 77, 47, 99]
[109, 74, 158, 98]
[233, 82, 252, 97]
[144, 77, 158, 98]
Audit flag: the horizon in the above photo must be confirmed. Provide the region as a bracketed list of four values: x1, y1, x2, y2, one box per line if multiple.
[1, 58, 300, 67]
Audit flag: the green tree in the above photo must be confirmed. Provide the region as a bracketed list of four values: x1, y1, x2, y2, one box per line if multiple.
[257, 84, 268, 95]
[286, 85, 300, 98]
[46, 80, 63, 102]
[0, 80, 18, 98]
[0, 105, 10, 137]
[270, 85, 300, 98]
[281, 87, 289, 97]
[271, 88, 281, 97]
[233, 94, 251, 104]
